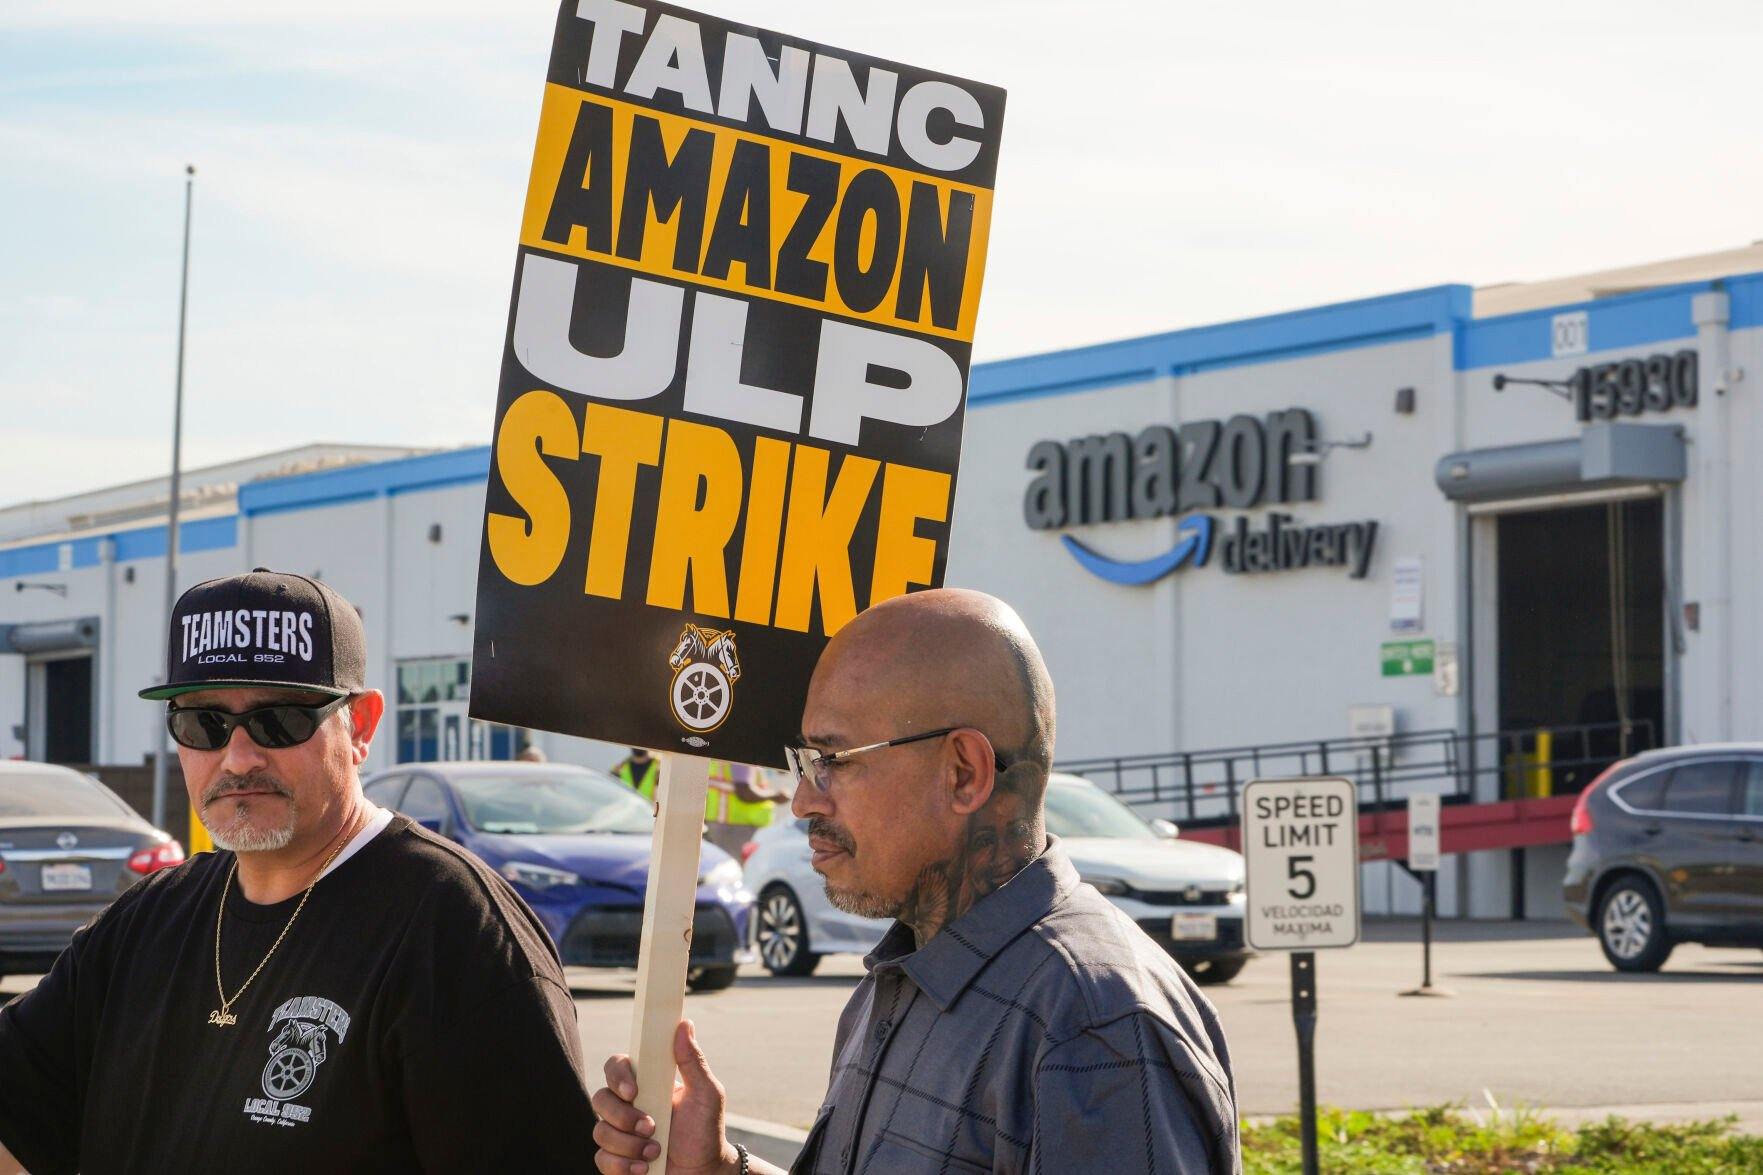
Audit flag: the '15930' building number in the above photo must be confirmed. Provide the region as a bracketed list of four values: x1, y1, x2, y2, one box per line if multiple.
[1571, 349, 1698, 423]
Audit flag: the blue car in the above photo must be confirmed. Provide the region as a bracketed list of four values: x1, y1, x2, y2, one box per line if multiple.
[362, 761, 753, 991]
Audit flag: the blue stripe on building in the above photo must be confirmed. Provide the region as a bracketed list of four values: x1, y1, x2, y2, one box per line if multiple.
[1, 516, 240, 580]
[970, 269, 1763, 405]
[6, 270, 1763, 577]
[238, 447, 490, 516]
[969, 285, 1473, 405]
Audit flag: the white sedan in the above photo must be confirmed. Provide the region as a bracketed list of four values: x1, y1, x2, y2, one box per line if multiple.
[744, 772, 1251, 984]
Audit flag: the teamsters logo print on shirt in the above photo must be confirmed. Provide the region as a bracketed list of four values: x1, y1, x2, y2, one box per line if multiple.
[243, 995, 351, 1128]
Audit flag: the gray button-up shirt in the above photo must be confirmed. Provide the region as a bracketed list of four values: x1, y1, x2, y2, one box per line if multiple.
[791, 838, 1239, 1174]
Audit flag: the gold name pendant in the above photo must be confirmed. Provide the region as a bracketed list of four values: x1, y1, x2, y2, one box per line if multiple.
[209, 1009, 238, 1028]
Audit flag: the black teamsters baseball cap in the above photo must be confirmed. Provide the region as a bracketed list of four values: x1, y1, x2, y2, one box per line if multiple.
[139, 568, 367, 701]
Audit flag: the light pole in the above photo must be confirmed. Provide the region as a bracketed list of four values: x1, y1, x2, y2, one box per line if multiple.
[151, 164, 195, 832]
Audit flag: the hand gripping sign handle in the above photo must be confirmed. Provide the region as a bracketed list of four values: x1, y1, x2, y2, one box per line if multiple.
[629, 752, 713, 1170]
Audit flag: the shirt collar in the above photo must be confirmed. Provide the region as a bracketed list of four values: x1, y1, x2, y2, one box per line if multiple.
[863, 835, 1081, 1013]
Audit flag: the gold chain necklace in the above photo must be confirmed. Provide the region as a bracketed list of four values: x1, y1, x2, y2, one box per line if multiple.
[209, 833, 350, 1028]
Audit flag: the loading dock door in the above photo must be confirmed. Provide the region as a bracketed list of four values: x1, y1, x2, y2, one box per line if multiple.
[28, 654, 95, 764]
[1496, 497, 1665, 795]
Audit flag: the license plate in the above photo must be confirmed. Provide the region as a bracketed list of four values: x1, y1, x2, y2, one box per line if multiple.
[41, 863, 93, 892]
[1171, 912, 1217, 942]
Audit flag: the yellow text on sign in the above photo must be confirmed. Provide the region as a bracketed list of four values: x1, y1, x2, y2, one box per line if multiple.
[520, 85, 993, 342]
[486, 391, 951, 638]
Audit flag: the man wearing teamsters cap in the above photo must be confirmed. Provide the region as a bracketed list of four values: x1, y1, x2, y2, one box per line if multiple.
[0, 569, 599, 1173]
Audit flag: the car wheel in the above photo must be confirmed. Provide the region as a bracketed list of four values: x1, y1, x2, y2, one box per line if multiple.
[1597, 877, 1673, 972]
[757, 885, 820, 977]
[686, 965, 738, 992]
[1187, 958, 1247, 986]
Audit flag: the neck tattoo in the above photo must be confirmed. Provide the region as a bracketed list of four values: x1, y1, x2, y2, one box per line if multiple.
[896, 770, 1044, 949]
[209, 823, 353, 1028]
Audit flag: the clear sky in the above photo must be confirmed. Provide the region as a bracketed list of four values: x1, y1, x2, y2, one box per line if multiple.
[5, 0, 1761, 509]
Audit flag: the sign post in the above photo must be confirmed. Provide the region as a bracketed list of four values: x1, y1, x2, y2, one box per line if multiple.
[1243, 777, 1360, 1175]
[464, 4, 1006, 1167]
[628, 754, 712, 1160]
[1399, 793, 1453, 998]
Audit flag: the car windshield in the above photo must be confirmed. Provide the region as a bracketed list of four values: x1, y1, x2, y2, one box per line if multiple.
[1044, 782, 1158, 841]
[453, 771, 653, 835]
[0, 771, 133, 820]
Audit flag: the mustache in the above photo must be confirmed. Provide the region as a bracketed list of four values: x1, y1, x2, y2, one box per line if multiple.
[202, 771, 292, 807]
[807, 817, 855, 855]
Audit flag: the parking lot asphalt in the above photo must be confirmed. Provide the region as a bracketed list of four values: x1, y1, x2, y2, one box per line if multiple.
[6, 918, 1759, 1135]
[561, 917, 1763, 1133]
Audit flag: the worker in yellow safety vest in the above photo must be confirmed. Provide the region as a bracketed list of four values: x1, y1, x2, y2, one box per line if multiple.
[702, 759, 781, 858]
[613, 749, 780, 856]
[613, 748, 660, 799]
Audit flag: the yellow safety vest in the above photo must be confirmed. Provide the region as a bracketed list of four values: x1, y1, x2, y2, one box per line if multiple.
[617, 759, 660, 801]
[706, 761, 774, 828]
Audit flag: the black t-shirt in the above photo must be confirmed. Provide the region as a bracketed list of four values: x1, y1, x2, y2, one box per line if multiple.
[0, 814, 599, 1173]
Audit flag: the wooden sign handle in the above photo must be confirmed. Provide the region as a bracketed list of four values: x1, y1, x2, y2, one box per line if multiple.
[629, 751, 712, 1169]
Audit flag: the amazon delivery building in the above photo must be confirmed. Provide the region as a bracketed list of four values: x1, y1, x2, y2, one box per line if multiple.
[5, 247, 1763, 918]
[945, 246, 1763, 919]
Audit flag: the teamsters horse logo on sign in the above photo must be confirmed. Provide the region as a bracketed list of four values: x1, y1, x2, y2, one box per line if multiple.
[668, 624, 742, 736]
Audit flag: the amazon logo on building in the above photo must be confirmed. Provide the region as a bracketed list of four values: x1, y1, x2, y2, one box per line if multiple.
[1022, 408, 1378, 584]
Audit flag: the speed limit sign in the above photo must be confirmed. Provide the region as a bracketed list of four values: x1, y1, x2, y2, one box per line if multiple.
[1243, 777, 1360, 951]
[1243, 777, 1360, 1175]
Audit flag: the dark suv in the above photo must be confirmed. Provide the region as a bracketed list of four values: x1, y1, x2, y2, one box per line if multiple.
[1563, 744, 1763, 971]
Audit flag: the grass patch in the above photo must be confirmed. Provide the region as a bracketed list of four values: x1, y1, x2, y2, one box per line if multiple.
[1242, 1104, 1763, 1173]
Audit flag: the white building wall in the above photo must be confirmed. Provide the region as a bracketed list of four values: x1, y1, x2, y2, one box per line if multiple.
[950, 337, 1460, 915]
[0, 487, 632, 781]
[948, 375, 1181, 764]
[1726, 322, 1763, 738]
[951, 338, 1460, 762]
[7, 269, 1761, 921]
[1454, 315, 1763, 754]
[1176, 338, 1460, 750]
[0, 540, 238, 766]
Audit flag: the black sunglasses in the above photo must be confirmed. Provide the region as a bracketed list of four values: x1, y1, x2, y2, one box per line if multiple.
[167, 695, 351, 751]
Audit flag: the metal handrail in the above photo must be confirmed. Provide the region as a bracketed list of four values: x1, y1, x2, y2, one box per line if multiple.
[1057, 719, 1658, 828]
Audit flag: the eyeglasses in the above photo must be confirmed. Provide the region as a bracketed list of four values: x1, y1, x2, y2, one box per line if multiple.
[785, 727, 1009, 795]
[167, 696, 351, 751]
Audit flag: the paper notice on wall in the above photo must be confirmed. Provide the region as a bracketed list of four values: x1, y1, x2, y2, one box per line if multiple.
[1389, 556, 1423, 633]
[1433, 641, 1459, 698]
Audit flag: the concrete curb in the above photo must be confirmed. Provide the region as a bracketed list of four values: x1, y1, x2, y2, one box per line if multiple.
[726, 1111, 809, 1167]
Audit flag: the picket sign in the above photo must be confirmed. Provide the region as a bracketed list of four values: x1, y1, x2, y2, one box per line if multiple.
[629, 752, 712, 1168]
[463, 7, 1006, 1164]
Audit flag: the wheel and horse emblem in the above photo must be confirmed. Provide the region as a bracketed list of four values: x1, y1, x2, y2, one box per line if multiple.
[262, 1017, 328, 1101]
[668, 625, 742, 733]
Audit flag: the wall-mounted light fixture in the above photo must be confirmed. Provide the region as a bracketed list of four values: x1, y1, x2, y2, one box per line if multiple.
[1491, 373, 1573, 402]
[448, 612, 472, 626]
[14, 581, 68, 597]
[1288, 432, 1373, 466]
[1394, 387, 1416, 415]
[428, 524, 443, 544]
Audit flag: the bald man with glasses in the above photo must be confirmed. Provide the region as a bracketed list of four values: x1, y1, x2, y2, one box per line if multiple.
[0, 569, 597, 1174]
[591, 588, 1240, 1175]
